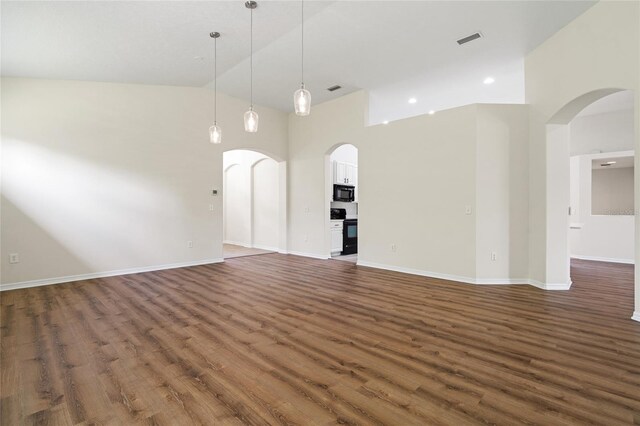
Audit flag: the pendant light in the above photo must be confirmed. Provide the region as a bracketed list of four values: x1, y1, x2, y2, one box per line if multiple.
[209, 32, 222, 144]
[293, 0, 311, 116]
[244, 1, 259, 133]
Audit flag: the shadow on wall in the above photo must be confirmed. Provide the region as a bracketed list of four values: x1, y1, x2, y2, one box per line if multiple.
[1, 196, 89, 284]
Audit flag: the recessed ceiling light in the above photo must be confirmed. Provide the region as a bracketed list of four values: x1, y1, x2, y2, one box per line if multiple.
[408, 98, 417, 104]
[483, 77, 495, 85]
[383, 120, 389, 125]
[428, 110, 435, 115]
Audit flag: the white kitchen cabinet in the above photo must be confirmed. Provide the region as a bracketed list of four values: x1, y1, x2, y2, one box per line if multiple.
[330, 220, 343, 255]
[333, 161, 357, 186]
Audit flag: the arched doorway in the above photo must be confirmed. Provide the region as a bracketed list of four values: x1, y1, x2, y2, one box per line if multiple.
[545, 88, 636, 317]
[222, 149, 287, 259]
[325, 143, 359, 261]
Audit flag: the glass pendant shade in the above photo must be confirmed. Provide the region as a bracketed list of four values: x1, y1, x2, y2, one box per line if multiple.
[209, 123, 222, 144]
[294, 85, 311, 116]
[244, 108, 259, 133]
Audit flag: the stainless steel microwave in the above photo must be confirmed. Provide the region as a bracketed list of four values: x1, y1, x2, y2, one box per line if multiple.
[333, 184, 355, 202]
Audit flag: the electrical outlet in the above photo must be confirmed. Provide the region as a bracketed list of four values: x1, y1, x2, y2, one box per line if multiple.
[491, 252, 497, 261]
[465, 206, 472, 215]
[209, 204, 214, 211]
[187, 241, 193, 248]
[304, 206, 310, 213]
[9, 253, 19, 264]
[391, 244, 397, 252]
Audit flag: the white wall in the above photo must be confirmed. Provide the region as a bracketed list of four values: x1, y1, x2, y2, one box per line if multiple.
[1, 77, 288, 287]
[570, 109, 635, 156]
[224, 164, 251, 246]
[360, 105, 478, 280]
[287, 91, 368, 259]
[252, 158, 280, 250]
[592, 167, 634, 215]
[475, 105, 530, 281]
[330, 144, 358, 165]
[524, 1, 639, 315]
[222, 150, 280, 251]
[569, 151, 635, 263]
[289, 90, 530, 283]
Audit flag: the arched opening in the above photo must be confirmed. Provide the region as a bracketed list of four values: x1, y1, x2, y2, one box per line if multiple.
[546, 89, 635, 311]
[222, 149, 287, 259]
[325, 143, 359, 262]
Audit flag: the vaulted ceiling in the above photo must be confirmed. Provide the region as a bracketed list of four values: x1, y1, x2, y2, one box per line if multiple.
[2, 1, 596, 122]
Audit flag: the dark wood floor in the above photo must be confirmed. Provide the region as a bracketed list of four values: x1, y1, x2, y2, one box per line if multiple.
[1, 256, 639, 425]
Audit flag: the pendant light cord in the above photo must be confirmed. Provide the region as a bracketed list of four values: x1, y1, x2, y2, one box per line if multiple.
[301, 0, 304, 85]
[250, 5, 253, 109]
[214, 36, 217, 123]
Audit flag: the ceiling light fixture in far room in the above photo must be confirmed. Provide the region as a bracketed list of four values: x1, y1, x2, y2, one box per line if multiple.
[209, 32, 222, 144]
[483, 76, 495, 85]
[428, 110, 435, 115]
[606, 161, 617, 164]
[408, 97, 417, 104]
[293, 0, 311, 116]
[244, 1, 259, 133]
[382, 120, 389, 125]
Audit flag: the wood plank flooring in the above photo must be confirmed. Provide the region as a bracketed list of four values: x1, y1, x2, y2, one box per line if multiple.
[1, 255, 639, 425]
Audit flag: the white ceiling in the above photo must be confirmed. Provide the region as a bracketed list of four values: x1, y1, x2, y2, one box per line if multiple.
[2, 1, 596, 121]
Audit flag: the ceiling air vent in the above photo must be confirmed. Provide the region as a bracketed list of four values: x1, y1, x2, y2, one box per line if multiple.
[327, 85, 342, 92]
[457, 32, 482, 45]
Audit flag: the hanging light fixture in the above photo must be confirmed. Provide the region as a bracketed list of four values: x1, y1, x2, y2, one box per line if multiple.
[209, 32, 222, 144]
[293, 0, 311, 116]
[244, 1, 259, 133]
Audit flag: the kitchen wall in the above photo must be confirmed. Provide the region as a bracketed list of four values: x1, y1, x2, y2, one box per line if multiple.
[288, 91, 530, 283]
[1, 77, 288, 287]
[524, 1, 639, 314]
[287, 90, 368, 258]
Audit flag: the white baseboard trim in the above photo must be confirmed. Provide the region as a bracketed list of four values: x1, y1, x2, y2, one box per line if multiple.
[356, 260, 572, 290]
[527, 279, 573, 291]
[285, 251, 330, 260]
[0, 258, 224, 292]
[357, 260, 478, 284]
[632, 311, 640, 323]
[571, 255, 634, 265]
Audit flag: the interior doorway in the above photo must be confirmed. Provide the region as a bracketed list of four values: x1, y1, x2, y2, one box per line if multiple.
[223, 149, 286, 259]
[325, 144, 359, 263]
[546, 89, 636, 307]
